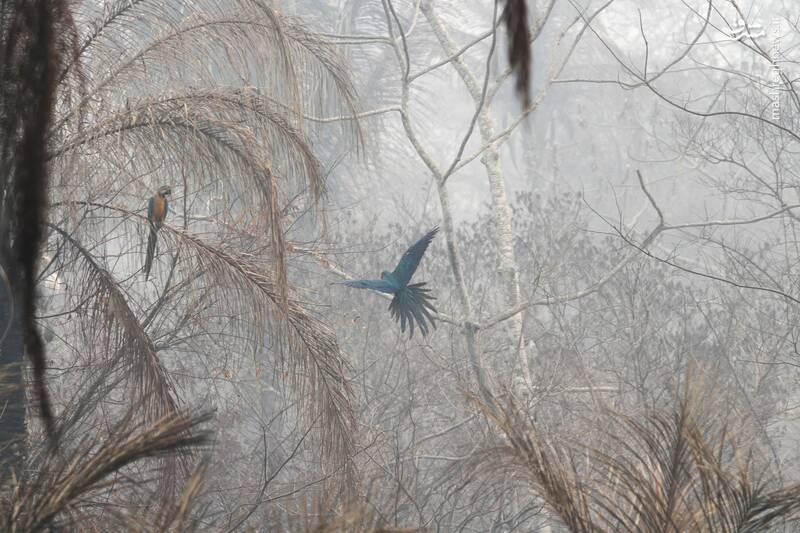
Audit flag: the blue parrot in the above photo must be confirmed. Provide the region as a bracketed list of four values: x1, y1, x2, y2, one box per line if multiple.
[144, 185, 171, 280]
[342, 227, 439, 337]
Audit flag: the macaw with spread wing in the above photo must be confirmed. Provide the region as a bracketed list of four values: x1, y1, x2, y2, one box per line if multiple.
[143, 185, 171, 280]
[342, 227, 439, 337]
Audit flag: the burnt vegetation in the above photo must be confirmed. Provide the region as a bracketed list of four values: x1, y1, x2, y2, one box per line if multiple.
[1, 0, 800, 531]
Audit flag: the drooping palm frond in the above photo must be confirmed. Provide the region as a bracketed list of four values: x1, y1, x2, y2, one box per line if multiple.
[0, 341, 208, 530]
[2, 408, 211, 532]
[151, 461, 209, 532]
[55, 0, 360, 141]
[465, 391, 595, 532]
[270, 480, 427, 532]
[47, 223, 179, 422]
[161, 226, 356, 466]
[51, 91, 294, 302]
[52, 89, 329, 208]
[40, 0, 362, 482]
[467, 377, 800, 533]
[50, 0, 362, 304]
[52, 0, 358, 155]
[48, 199, 357, 467]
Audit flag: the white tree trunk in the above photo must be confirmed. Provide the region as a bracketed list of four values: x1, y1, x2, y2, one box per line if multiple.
[422, 0, 533, 390]
[381, 0, 497, 403]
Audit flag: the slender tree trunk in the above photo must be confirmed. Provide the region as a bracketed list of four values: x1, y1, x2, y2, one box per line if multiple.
[423, 0, 533, 390]
[436, 180, 496, 403]
[380, 0, 498, 404]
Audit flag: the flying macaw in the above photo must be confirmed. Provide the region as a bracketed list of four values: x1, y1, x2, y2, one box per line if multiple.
[144, 185, 171, 280]
[342, 227, 439, 337]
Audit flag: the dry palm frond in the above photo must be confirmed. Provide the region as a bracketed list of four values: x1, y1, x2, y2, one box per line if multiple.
[0, 0, 363, 528]
[52, 88, 325, 185]
[467, 376, 800, 533]
[48, 223, 179, 422]
[51, 91, 295, 304]
[681, 422, 800, 532]
[50, 0, 362, 307]
[464, 391, 596, 533]
[151, 461, 210, 532]
[41, 0, 362, 482]
[2, 409, 212, 532]
[55, 0, 360, 143]
[50, 192, 358, 474]
[280, 487, 426, 533]
[163, 227, 356, 467]
[303, 507, 426, 533]
[589, 397, 705, 532]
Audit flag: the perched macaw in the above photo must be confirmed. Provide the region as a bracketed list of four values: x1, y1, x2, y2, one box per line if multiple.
[144, 185, 171, 280]
[342, 227, 439, 337]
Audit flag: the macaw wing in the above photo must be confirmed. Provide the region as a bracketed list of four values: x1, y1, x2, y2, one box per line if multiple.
[341, 279, 397, 294]
[391, 227, 439, 286]
[388, 283, 437, 338]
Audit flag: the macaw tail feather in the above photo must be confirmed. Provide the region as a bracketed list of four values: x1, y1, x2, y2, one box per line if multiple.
[144, 225, 158, 280]
[388, 282, 437, 338]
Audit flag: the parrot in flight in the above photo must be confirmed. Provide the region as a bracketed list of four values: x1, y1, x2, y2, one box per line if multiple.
[342, 227, 439, 337]
[144, 185, 171, 280]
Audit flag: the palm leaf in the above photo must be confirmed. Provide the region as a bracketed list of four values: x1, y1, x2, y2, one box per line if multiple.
[47, 223, 180, 422]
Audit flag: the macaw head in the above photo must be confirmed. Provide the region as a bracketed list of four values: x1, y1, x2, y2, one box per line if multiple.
[380, 270, 391, 280]
[157, 185, 172, 198]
